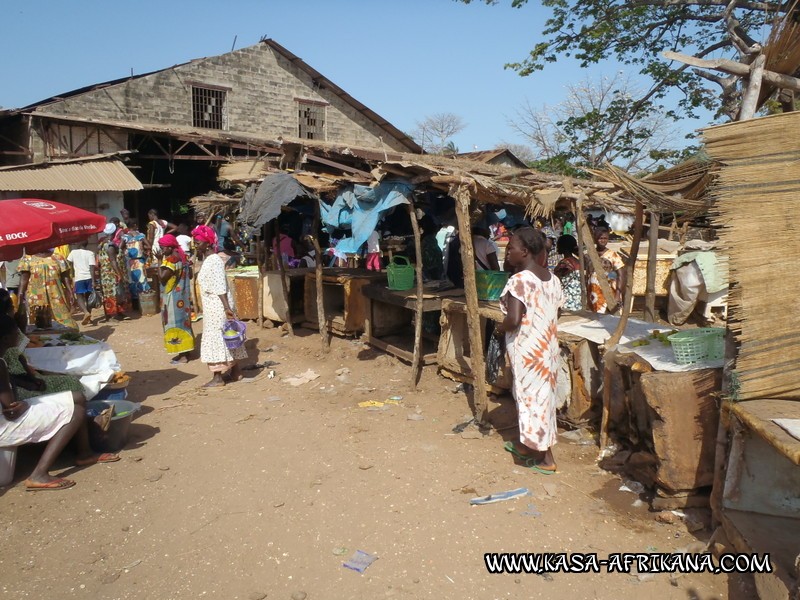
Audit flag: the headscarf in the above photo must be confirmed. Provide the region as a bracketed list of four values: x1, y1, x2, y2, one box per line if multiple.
[158, 234, 186, 263]
[192, 225, 217, 247]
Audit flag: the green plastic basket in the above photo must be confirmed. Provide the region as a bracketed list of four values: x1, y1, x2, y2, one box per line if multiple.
[387, 256, 415, 291]
[668, 327, 724, 364]
[476, 270, 510, 301]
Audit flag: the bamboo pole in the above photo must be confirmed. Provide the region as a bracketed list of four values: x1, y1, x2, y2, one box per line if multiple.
[311, 200, 330, 352]
[274, 220, 294, 337]
[574, 198, 588, 309]
[606, 200, 645, 349]
[407, 204, 424, 390]
[454, 186, 488, 424]
[644, 211, 660, 322]
[577, 207, 618, 313]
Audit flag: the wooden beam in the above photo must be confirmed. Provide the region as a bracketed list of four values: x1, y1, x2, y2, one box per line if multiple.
[453, 185, 488, 424]
[577, 207, 618, 313]
[407, 203, 424, 390]
[310, 200, 330, 352]
[274, 221, 294, 337]
[663, 50, 800, 92]
[644, 211, 660, 322]
[574, 198, 588, 309]
[607, 200, 645, 348]
[138, 155, 226, 161]
[306, 154, 372, 178]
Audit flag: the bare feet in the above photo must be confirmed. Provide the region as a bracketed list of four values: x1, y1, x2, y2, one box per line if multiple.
[81, 316, 92, 326]
[202, 374, 226, 388]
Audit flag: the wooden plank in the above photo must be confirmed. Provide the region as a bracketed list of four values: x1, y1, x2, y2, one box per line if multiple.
[407, 203, 424, 390]
[274, 221, 294, 336]
[367, 336, 438, 366]
[727, 399, 800, 466]
[310, 202, 329, 351]
[454, 186, 488, 423]
[574, 198, 588, 309]
[640, 369, 722, 491]
[606, 200, 644, 348]
[644, 211, 660, 322]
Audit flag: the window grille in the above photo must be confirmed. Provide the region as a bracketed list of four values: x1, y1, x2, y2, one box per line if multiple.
[192, 86, 227, 130]
[297, 101, 325, 140]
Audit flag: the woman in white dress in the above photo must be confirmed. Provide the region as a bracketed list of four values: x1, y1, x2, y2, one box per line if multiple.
[192, 226, 246, 388]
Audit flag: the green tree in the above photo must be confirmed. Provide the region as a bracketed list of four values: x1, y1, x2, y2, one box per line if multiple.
[460, 1, 800, 122]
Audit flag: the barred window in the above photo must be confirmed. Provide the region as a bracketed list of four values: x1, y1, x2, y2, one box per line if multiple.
[192, 86, 227, 130]
[297, 100, 325, 140]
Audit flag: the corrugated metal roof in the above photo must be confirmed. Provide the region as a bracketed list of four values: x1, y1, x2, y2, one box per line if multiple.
[0, 159, 142, 192]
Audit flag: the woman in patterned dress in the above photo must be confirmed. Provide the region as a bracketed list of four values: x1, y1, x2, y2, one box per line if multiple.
[587, 227, 625, 313]
[157, 234, 194, 364]
[17, 251, 76, 329]
[554, 235, 583, 311]
[495, 228, 563, 474]
[97, 225, 131, 321]
[192, 226, 246, 387]
[120, 222, 151, 301]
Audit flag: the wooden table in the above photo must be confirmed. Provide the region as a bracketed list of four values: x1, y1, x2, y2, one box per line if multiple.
[362, 284, 463, 365]
[302, 269, 386, 335]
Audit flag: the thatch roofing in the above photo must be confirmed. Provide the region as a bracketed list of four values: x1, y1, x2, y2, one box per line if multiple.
[703, 111, 800, 401]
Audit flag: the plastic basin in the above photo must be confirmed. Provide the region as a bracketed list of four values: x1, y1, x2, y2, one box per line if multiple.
[86, 399, 140, 452]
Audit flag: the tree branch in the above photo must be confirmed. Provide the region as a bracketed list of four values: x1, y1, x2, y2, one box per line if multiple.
[632, 0, 782, 10]
[723, 0, 762, 58]
[664, 50, 800, 91]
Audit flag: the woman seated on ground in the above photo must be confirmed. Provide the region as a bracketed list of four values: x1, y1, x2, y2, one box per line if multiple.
[0, 314, 119, 490]
[0, 290, 84, 400]
[554, 235, 583, 311]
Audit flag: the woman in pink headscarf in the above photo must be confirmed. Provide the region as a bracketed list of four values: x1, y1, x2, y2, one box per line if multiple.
[192, 226, 246, 387]
[157, 235, 194, 365]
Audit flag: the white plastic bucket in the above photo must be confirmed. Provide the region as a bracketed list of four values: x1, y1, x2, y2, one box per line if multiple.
[0, 446, 18, 486]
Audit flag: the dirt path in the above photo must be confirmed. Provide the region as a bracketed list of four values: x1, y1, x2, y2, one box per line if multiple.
[0, 315, 737, 599]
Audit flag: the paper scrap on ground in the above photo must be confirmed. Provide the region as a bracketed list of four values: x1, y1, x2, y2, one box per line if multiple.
[284, 369, 320, 387]
[357, 399, 402, 408]
[470, 487, 530, 505]
[343, 550, 378, 573]
[773, 418, 800, 442]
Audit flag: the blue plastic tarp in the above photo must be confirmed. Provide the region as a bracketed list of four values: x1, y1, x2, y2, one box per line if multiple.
[320, 181, 413, 254]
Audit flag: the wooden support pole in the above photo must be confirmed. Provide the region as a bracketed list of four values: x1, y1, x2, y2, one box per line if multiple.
[311, 201, 330, 352]
[644, 211, 660, 322]
[607, 200, 645, 349]
[256, 227, 266, 329]
[454, 186, 488, 424]
[407, 204, 424, 390]
[574, 198, 588, 309]
[274, 220, 294, 336]
[577, 207, 618, 313]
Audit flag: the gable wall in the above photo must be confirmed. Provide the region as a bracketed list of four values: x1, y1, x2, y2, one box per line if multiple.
[34, 43, 410, 152]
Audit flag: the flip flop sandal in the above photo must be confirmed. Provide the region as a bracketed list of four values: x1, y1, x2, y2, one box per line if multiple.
[25, 478, 76, 491]
[525, 458, 557, 475]
[76, 453, 120, 466]
[503, 441, 536, 461]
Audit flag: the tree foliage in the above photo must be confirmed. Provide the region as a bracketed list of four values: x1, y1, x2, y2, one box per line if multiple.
[411, 113, 467, 154]
[460, 0, 797, 121]
[511, 74, 689, 174]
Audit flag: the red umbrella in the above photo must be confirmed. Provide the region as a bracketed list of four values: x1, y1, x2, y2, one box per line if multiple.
[0, 198, 107, 260]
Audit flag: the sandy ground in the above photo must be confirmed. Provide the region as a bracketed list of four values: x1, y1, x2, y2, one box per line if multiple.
[0, 313, 750, 599]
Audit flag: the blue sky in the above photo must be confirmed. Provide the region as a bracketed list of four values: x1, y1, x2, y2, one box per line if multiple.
[1, 0, 708, 153]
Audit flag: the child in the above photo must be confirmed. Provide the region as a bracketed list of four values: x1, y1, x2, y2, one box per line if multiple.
[365, 229, 381, 271]
[588, 227, 625, 313]
[495, 228, 563, 474]
[67, 242, 97, 325]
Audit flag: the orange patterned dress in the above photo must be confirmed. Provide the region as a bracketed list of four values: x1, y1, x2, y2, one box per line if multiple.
[500, 270, 563, 451]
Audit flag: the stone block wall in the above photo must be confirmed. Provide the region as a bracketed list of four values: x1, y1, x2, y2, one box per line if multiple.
[35, 43, 411, 152]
